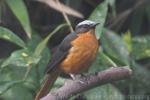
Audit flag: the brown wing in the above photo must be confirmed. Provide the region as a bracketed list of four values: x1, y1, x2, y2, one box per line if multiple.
[45, 32, 78, 74]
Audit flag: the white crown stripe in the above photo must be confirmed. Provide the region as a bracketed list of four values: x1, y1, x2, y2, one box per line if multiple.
[77, 20, 96, 26]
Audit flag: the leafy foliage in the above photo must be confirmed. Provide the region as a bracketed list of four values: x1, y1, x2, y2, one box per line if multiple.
[5, 0, 31, 38]
[89, 0, 108, 39]
[1, 49, 40, 68]
[132, 36, 150, 60]
[0, 27, 26, 48]
[101, 29, 130, 65]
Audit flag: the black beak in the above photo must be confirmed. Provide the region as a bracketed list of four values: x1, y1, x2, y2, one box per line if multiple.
[95, 22, 100, 26]
[91, 22, 100, 28]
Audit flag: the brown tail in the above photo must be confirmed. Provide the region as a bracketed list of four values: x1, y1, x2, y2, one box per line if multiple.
[35, 69, 61, 100]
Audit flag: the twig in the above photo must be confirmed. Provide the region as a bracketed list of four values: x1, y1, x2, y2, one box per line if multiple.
[36, 0, 84, 18]
[41, 66, 132, 100]
[56, 0, 74, 33]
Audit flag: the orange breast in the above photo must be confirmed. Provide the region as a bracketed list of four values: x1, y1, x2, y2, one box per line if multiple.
[60, 32, 99, 74]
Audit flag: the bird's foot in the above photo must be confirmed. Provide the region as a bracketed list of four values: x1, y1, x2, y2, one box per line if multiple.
[69, 74, 76, 80]
[69, 74, 87, 84]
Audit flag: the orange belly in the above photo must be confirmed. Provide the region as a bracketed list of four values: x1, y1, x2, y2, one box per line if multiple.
[60, 33, 99, 74]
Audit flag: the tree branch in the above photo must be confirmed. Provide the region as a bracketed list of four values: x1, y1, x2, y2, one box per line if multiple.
[41, 66, 132, 100]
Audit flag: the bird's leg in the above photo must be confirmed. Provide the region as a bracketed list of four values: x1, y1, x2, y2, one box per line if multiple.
[69, 74, 85, 84]
[69, 74, 76, 80]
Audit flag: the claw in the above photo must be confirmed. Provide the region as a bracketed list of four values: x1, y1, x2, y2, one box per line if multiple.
[69, 74, 76, 80]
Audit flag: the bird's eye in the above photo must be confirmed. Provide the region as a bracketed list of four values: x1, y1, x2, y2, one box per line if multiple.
[82, 24, 89, 28]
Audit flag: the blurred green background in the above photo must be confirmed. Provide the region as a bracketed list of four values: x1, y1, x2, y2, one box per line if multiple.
[0, 0, 150, 100]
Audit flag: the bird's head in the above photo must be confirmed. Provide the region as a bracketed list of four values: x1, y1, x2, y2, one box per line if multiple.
[75, 20, 99, 34]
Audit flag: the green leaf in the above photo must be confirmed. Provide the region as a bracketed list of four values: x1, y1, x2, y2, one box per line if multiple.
[2, 49, 40, 68]
[0, 27, 26, 48]
[26, 33, 43, 51]
[0, 80, 23, 95]
[33, 33, 52, 57]
[89, 1, 108, 39]
[0, 66, 26, 82]
[132, 36, 150, 60]
[99, 51, 117, 67]
[35, 45, 51, 80]
[1, 82, 33, 100]
[6, 0, 31, 38]
[101, 29, 130, 65]
[122, 31, 132, 52]
[83, 84, 124, 100]
[34, 23, 67, 56]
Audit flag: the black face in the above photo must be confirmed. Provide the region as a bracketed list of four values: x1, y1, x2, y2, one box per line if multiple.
[75, 23, 99, 33]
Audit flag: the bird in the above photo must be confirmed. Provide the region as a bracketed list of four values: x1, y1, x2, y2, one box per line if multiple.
[35, 20, 99, 100]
